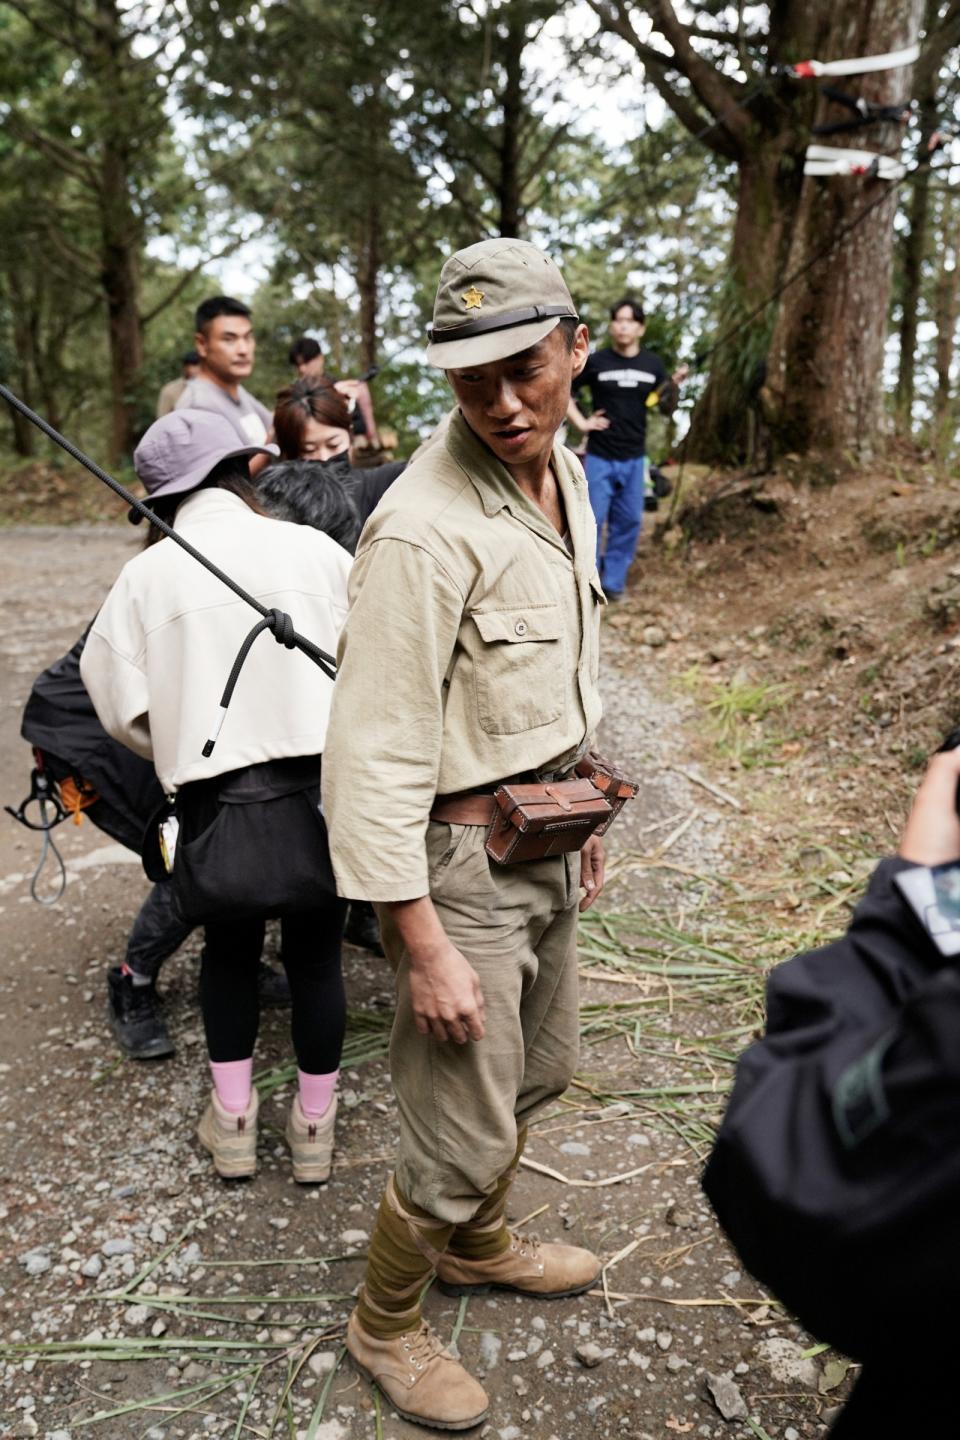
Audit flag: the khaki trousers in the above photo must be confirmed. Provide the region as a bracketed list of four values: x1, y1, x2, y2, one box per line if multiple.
[378, 821, 581, 1225]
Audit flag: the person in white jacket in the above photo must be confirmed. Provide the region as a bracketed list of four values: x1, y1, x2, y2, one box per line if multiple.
[81, 409, 352, 1183]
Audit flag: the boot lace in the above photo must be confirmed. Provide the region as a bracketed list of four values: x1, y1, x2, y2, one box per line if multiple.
[400, 1322, 448, 1373]
[508, 1230, 542, 1262]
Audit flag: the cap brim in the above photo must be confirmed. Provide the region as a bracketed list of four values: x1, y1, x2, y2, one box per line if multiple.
[426, 316, 561, 370]
[144, 442, 280, 501]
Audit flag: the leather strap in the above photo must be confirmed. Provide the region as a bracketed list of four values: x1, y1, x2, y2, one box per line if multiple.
[430, 792, 499, 826]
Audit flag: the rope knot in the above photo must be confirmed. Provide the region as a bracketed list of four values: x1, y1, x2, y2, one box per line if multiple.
[269, 609, 296, 648]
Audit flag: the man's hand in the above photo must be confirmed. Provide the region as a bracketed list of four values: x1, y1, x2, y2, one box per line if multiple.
[407, 939, 486, 1044]
[386, 895, 486, 1044]
[333, 378, 360, 409]
[899, 747, 960, 866]
[579, 834, 606, 912]
[580, 409, 610, 432]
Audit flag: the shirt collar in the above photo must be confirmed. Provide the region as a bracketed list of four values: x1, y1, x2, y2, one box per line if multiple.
[173, 487, 255, 527]
[445, 410, 584, 554]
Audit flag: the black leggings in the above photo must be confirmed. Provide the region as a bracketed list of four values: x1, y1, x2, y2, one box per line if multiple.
[200, 900, 347, 1073]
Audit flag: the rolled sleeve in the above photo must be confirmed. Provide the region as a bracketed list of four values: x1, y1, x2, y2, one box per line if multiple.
[322, 538, 464, 901]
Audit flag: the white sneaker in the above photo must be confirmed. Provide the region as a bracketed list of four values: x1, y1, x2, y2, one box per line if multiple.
[197, 1087, 258, 1179]
[286, 1093, 337, 1183]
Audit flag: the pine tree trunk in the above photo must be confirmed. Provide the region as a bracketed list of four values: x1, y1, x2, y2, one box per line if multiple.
[498, 6, 524, 237]
[94, 0, 144, 465]
[6, 270, 37, 457]
[932, 197, 958, 457]
[685, 135, 806, 459]
[357, 199, 380, 372]
[894, 0, 941, 432]
[762, 0, 923, 462]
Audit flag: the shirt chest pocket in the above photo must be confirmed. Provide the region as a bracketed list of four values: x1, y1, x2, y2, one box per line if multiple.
[470, 604, 565, 736]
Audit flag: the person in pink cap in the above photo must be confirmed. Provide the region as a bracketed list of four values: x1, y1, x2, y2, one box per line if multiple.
[81, 408, 352, 1184]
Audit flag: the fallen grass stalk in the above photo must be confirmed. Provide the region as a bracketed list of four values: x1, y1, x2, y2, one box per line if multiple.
[519, 1155, 685, 1188]
[73, 1360, 264, 1427]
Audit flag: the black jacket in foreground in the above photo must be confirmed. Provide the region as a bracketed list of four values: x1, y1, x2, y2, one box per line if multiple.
[703, 855, 960, 1428]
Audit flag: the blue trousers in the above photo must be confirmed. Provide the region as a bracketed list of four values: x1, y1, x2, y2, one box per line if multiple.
[584, 453, 646, 596]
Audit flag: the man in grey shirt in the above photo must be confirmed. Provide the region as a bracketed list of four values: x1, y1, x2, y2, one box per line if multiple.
[175, 296, 272, 447]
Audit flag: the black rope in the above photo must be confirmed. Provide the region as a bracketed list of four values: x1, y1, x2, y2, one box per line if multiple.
[0, 384, 338, 757]
[202, 608, 299, 756]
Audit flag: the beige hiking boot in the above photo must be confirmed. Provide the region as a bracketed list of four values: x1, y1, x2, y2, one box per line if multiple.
[436, 1231, 600, 1298]
[196, 1087, 258, 1179]
[285, 1093, 337, 1183]
[346, 1309, 488, 1431]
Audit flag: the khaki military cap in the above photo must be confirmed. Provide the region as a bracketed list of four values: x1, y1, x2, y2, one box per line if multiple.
[426, 238, 578, 369]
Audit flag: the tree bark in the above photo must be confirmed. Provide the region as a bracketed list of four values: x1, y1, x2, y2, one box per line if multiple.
[93, 0, 145, 464]
[357, 198, 380, 373]
[761, 0, 924, 462]
[685, 129, 807, 459]
[498, 5, 525, 237]
[6, 270, 37, 456]
[932, 196, 958, 457]
[894, 0, 942, 433]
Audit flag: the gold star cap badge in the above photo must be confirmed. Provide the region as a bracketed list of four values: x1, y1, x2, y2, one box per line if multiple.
[428, 238, 576, 369]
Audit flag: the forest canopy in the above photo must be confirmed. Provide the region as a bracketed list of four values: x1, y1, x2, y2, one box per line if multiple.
[1, 0, 958, 469]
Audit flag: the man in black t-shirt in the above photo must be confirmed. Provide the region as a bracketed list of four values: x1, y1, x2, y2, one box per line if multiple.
[568, 298, 687, 598]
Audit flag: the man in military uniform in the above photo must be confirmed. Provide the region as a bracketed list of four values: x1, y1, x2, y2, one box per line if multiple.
[322, 238, 607, 1431]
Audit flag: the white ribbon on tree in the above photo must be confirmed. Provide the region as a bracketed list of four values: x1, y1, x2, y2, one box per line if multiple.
[788, 43, 920, 79]
[803, 143, 906, 180]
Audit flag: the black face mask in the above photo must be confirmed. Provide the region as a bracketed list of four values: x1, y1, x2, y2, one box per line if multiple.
[311, 453, 351, 483]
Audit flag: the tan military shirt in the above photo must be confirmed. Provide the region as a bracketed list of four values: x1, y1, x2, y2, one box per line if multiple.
[322, 410, 605, 901]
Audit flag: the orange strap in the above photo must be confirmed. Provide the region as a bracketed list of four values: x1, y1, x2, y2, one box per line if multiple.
[58, 776, 99, 826]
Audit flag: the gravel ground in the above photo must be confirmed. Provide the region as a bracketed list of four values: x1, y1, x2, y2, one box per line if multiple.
[0, 525, 841, 1440]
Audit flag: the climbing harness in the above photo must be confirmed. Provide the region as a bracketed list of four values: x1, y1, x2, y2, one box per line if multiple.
[813, 86, 914, 137]
[4, 753, 70, 905]
[0, 383, 338, 764]
[804, 144, 906, 181]
[778, 43, 921, 80]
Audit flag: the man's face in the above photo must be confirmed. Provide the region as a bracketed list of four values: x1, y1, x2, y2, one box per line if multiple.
[196, 315, 255, 383]
[447, 324, 589, 472]
[610, 306, 645, 349]
[183, 361, 201, 380]
[295, 352, 325, 379]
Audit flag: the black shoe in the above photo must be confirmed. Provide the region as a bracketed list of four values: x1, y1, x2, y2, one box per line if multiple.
[344, 901, 384, 957]
[258, 960, 291, 1007]
[106, 967, 175, 1060]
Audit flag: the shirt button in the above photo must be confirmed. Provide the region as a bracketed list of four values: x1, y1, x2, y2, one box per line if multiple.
[515, 619, 528, 637]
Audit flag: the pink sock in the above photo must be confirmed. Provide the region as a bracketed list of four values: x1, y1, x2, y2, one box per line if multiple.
[210, 1058, 253, 1114]
[298, 1068, 338, 1119]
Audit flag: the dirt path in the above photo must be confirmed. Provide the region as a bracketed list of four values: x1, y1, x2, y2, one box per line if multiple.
[0, 525, 836, 1440]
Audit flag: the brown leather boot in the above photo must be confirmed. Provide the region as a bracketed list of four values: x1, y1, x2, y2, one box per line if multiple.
[346, 1309, 489, 1431]
[436, 1231, 600, 1298]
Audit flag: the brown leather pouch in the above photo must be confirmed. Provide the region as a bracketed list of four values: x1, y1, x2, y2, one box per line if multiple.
[574, 750, 640, 836]
[484, 778, 612, 864]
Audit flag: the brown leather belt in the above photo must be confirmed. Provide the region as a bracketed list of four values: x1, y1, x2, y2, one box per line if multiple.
[430, 792, 498, 826]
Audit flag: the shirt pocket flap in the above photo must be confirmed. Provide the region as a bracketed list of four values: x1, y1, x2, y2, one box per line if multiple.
[472, 605, 563, 644]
